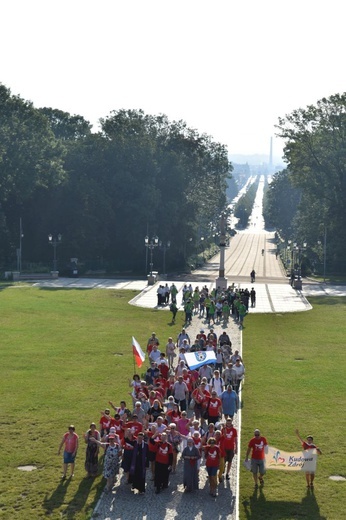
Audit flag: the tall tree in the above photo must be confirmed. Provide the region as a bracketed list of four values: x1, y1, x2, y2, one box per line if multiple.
[276, 93, 346, 272]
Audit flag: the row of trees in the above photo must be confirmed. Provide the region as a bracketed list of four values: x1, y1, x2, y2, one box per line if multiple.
[0, 85, 232, 274]
[263, 93, 346, 275]
[234, 177, 260, 229]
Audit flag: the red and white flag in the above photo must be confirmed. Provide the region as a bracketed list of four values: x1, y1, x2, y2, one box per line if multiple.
[132, 336, 145, 368]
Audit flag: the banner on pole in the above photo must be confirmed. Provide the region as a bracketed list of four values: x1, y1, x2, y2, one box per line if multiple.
[184, 351, 216, 370]
[265, 445, 317, 472]
[132, 336, 145, 368]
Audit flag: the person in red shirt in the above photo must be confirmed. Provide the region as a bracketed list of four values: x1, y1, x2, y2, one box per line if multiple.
[204, 437, 220, 497]
[296, 429, 322, 488]
[99, 409, 116, 437]
[191, 382, 210, 420]
[58, 425, 79, 480]
[222, 418, 238, 479]
[207, 391, 222, 425]
[149, 431, 173, 494]
[122, 415, 143, 437]
[112, 414, 124, 440]
[214, 430, 226, 483]
[145, 424, 158, 480]
[245, 428, 268, 487]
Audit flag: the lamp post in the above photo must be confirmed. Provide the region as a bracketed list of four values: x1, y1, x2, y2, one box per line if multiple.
[318, 226, 327, 282]
[215, 212, 228, 290]
[145, 235, 159, 285]
[48, 234, 62, 275]
[290, 241, 307, 289]
[17, 217, 24, 272]
[159, 240, 170, 277]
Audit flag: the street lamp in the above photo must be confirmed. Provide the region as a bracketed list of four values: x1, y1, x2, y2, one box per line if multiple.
[295, 242, 307, 281]
[159, 240, 171, 277]
[318, 226, 327, 282]
[48, 234, 62, 272]
[145, 235, 159, 284]
[17, 217, 24, 272]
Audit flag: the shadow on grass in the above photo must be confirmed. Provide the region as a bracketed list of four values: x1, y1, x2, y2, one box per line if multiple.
[242, 487, 327, 520]
[309, 296, 346, 306]
[43, 475, 101, 518]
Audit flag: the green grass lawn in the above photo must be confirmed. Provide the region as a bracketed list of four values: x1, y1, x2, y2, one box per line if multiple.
[0, 287, 345, 519]
[0, 286, 181, 519]
[240, 296, 346, 520]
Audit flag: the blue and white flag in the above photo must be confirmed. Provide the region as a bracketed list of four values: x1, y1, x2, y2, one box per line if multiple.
[184, 351, 217, 370]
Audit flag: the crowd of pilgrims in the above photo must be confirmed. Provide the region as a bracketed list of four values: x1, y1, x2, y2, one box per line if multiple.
[157, 283, 256, 326]
[82, 326, 245, 497]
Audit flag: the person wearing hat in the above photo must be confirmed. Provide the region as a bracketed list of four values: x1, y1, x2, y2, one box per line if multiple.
[245, 429, 268, 488]
[58, 425, 79, 480]
[295, 429, 322, 488]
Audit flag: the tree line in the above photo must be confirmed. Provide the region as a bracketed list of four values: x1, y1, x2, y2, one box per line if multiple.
[263, 93, 346, 275]
[0, 85, 232, 275]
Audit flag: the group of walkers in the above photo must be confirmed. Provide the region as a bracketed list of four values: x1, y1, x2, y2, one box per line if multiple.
[58, 324, 245, 498]
[161, 283, 256, 328]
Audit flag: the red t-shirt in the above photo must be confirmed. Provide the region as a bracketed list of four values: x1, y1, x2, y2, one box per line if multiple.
[153, 441, 173, 464]
[302, 441, 318, 451]
[99, 416, 115, 430]
[113, 419, 124, 439]
[207, 397, 221, 417]
[205, 445, 220, 467]
[215, 436, 226, 457]
[159, 364, 169, 379]
[248, 436, 267, 460]
[192, 388, 210, 406]
[223, 427, 237, 450]
[123, 421, 143, 436]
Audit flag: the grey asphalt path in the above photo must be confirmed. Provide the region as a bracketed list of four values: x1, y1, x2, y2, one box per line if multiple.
[91, 297, 243, 520]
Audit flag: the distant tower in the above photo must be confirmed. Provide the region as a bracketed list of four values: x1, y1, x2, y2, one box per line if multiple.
[269, 137, 273, 171]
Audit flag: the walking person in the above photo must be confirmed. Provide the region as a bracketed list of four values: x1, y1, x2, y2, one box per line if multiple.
[295, 429, 322, 489]
[84, 423, 100, 477]
[204, 437, 220, 497]
[250, 287, 256, 307]
[58, 425, 79, 480]
[173, 375, 189, 412]
[92, 433, 122, 492]
[222, 418, 238, 479]
[128, 432, 149, 494]
[245, 428, 268, 488]
[181, 437, 201, 492]
[150, 431, 173, 494]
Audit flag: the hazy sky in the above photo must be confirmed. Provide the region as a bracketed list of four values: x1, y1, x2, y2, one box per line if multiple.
[1, 0, 345, 158]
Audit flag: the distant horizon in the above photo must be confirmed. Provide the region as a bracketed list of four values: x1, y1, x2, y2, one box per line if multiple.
[1, 1, 344, 159]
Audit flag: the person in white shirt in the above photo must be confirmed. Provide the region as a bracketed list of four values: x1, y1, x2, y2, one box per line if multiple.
[149, 345, 161, 364]
[208, 370, 224, 396]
